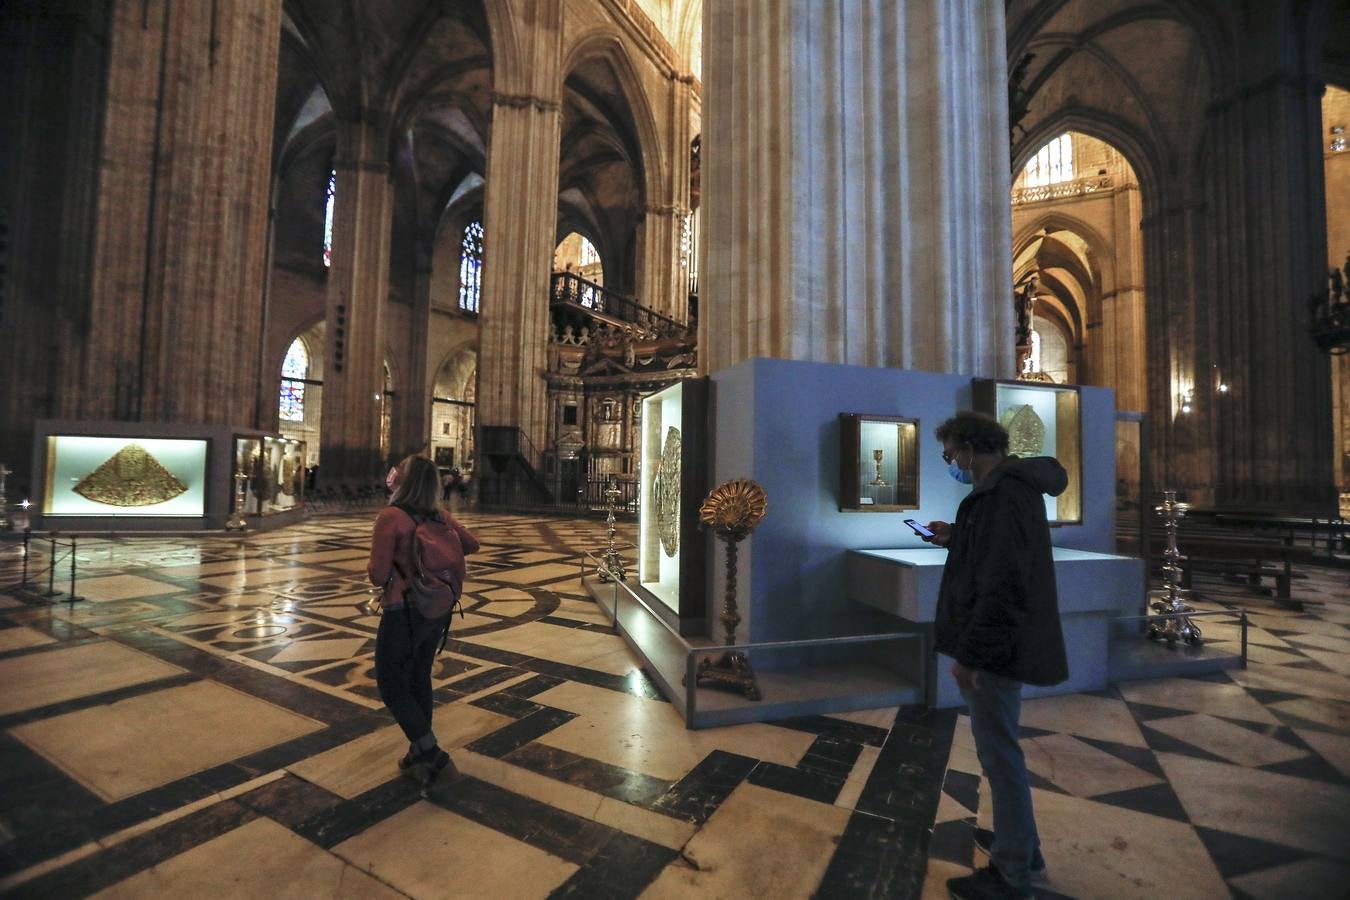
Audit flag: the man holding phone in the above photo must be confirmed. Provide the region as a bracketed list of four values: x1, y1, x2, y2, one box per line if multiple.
[920, 411, 1069, 900]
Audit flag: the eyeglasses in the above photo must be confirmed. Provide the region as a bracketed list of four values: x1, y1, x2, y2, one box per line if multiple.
[941, 446, 966, 465]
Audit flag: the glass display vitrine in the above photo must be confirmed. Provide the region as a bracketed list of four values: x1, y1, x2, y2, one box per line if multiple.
[972, 379, 1082, 524]
[637, 378, 708, 631]
[838, 414, 920, 511]
[235, 435, 306, 516]
[44, 435, 208, 517]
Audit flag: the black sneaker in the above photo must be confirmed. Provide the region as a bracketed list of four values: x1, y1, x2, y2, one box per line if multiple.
[972, 828, 1048, 881]
[946, 864, 1033, 900]
[418, 748, 460, 795]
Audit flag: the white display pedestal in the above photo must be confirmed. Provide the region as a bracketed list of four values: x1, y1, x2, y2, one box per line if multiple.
[847, 547, 1145, 707]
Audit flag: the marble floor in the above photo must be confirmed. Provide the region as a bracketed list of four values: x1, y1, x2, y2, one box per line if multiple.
[0, 513, 1345, 899]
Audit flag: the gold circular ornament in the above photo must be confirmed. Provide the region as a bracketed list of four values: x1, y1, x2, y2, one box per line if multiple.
[698, 479, 767, 538]
[1000, 404, 1046, 457]
[655, 426, 682, 557]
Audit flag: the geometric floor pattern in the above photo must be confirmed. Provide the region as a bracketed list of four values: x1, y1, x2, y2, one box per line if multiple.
[0, 512, 1345, 898]
[925, 564, 1350, 900]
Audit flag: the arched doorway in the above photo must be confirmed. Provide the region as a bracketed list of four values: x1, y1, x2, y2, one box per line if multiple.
[1011, 130, 1147, 414]
[432, 348, 478, 475]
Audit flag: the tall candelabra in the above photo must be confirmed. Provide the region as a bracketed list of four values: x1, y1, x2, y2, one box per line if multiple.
[1148, 490, 1202, 645]
[225, 472, 248, 531]
[598, 479, 627, 583]
[0, 463, 11, 531]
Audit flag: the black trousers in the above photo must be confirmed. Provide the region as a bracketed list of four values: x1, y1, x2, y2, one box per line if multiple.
[375, 604, 450, 744]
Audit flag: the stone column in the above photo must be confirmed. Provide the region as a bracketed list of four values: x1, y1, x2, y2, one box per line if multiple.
[0, 0, 110, 486]
[318, 120, 393, 483]
[476, 5, 564, 470]
[1189, 10, 1333, 511]
[701, 0, 1013, 376]
[77, 0, 281, 425]
[636, 73, 696, 322]
[1101, 183, 1148, 414]
[400, 248, 434, 457]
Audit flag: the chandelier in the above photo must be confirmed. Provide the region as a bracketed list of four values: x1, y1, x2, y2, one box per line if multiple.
[1309, 254, 1350, 354]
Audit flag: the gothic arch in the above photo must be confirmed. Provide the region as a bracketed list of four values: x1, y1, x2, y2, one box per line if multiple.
[561, 28, 666, 202]
[1015, 211, 1118, 290]
[1014, 109, 1164, 211]
[676, 0, 702, 77]
[479, 0, 523, 94]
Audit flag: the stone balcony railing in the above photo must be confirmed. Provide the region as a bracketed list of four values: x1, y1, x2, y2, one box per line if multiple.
[1012, 174, 1115, 206]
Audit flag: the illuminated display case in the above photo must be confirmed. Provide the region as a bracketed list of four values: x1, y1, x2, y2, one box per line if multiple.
[637, 378, 709, 630]
[44, 435, 208, 517]
[235, 435, 306, 517]
[972, 378, 1082, 524]
[838, 414, 920, 511]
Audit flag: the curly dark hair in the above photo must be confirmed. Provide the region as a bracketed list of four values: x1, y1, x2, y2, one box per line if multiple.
[934, 411, 1009, 454]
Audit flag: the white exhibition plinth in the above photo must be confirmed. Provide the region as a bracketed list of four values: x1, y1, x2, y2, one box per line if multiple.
[847, 546, 1145, 707]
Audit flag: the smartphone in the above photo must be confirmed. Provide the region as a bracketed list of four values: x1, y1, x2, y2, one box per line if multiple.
[903, 519, 935, 538]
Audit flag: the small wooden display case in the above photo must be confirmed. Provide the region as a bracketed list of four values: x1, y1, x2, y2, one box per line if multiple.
[838, 413, 920, 511]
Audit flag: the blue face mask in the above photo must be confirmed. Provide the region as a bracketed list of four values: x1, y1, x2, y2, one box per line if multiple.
[948, 459, 975, 484]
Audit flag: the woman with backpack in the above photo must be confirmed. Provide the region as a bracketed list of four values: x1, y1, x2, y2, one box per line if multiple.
[367, 455, 480, 791]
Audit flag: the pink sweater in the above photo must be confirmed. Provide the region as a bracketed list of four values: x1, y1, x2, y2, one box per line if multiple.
[366, 506, 480, 609]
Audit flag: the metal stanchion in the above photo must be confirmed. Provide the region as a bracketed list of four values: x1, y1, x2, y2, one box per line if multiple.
[42, 533, 64, 599]
[0, 463, 12, 531]
[67, 534, 85, 603]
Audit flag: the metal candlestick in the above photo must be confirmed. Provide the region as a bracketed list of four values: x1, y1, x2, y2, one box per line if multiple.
[0, 463, 11, 531]
[1148, 490, 1202, 645]
[695, 479, 767, 701]
[598, 479, 627, 583]
[226, 471, 248, 531]
[870, 449, 887, 486]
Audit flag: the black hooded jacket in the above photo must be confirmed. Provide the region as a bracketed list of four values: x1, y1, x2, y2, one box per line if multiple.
[934, 456, 1070, 686]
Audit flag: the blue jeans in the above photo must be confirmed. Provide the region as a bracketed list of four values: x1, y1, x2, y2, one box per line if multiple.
[961, 669, 1041, 889]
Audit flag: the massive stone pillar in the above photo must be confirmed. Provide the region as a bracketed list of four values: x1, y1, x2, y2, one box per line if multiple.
[1185, 6, 1334, 511]
[76, 0, 281, 426]
[318, 120, 394, 483]
[701, 0, 1014, 376]
[399, 249, 434, 457]
[1097, 185, 1148, 415]
[477, 4, 563, 469]
[0, 0, 110, 488]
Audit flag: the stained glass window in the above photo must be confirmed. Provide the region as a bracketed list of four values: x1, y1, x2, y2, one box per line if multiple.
[1023, 134, 1074, 187]
[459, 221, 484, 312]
[323, 169, 336, 268]
[280, 338, 308, 422]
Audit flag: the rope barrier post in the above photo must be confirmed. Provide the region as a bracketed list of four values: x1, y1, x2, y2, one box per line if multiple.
[43, 533, 64, 599]
[67, 535, 85, 603]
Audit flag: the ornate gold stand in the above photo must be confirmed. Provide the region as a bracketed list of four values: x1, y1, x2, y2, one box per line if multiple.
[694, 479, 766, 701]
[1148, 490, 1203, 645]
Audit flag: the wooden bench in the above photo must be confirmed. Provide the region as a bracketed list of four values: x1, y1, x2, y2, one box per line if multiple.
[1150, 536, 1301, 611]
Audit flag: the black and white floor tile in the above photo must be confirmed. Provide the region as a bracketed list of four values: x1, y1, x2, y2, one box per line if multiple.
[925, 564, 1350, 900]
[0, 513, 1346, 898]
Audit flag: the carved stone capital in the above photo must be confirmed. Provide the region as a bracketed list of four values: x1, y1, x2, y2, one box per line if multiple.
[492, 91, 561, 113]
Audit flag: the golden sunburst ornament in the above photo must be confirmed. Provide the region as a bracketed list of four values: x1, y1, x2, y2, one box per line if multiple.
[698, 478, 767, 538]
